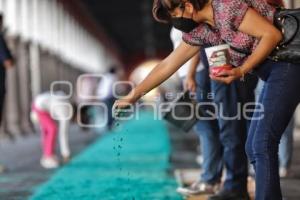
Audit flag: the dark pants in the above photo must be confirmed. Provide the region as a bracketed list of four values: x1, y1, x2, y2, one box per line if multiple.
[0, 70, 6, 124]
[246, 59, 300, 200]
[104, 97, 116, 129]
[193, 53, 223, 185]
[210, 78, 254, 193]
[196, 49, 257, 192]
[0, 90, 4, 124]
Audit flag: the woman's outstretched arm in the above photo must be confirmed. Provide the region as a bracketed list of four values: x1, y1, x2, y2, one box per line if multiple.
[114, 42, 200, 108]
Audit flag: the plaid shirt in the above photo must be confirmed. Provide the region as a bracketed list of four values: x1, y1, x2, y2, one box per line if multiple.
[183, 0, 276, 66]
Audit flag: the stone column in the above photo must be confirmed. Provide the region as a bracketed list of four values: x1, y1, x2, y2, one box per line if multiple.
[16, 40, 33, 134]
[3, 36, 21, 137]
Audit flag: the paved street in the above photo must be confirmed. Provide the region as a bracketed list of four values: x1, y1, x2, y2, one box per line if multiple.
[0, 126, 98, 200]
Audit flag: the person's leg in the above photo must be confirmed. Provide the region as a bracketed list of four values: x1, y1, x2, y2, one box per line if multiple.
[38, 112, 57, 158]
[177, 52, 223, 196]
[196, 122, 223, 183]
[0, 88, 5, 176]
[0, 86, 7, 172]
[35, 110, 50, 158]
[106, 97, 116, 129]
[0, 71, 5, 126]
[38, 111, 59, 169]
[0, 90, 5, 125]
[246, 83, 266, 171]
[279, 118, 294, 170]
[253, 80, 294, 177]
[254, 79, 265, 101]
[40, 123, 48, 158]
[251, 61, 300, 200]
[194, 66, 223, 185]
[58, 120, 71, 159]
[211, 80, 249, 194]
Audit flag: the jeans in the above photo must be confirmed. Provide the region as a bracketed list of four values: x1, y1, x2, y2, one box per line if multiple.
[103, 97, 116, 129]
[245, 59, 300, 200]
[0, 69, 6, 124]
[279, 119, 294, 169]
[210, 76, 256, 193]
[180, 49, 223, 185]
[193, 67, 223, 185]
[192, 49, 256, 192]
[256, 80, 295, 169]
[89, 97, 116, 133]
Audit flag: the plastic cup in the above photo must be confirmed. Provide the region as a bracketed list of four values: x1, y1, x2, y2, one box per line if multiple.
[205, 44, 233, 77]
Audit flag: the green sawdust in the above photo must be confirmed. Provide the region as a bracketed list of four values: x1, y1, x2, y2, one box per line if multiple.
[30, 112, 182, 200]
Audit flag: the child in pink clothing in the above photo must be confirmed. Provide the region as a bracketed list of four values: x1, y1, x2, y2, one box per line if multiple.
[32, 105, 57, 162]
[32, 91, 73, 169]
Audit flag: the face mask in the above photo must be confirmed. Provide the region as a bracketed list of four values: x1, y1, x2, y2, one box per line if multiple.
[171, 17, 198, 33]
[171, 4, 198, 33]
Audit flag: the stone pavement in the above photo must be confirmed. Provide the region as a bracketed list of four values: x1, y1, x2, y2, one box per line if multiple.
[0, 125, 98, 200]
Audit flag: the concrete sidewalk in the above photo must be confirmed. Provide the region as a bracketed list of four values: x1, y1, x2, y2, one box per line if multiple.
[0, 125, 98, 200]
[171, 127, 300, 200]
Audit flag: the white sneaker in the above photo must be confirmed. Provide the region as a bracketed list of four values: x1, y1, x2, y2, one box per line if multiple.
[40, 157, 59, 169]
[279, 167, 294, 178]
[177, 180, 220, 196]
[196, 155, 203, 165]
[280, 167, 288, 178]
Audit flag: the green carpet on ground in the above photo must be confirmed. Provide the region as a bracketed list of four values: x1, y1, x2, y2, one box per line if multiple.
[30, 112, 182, 200]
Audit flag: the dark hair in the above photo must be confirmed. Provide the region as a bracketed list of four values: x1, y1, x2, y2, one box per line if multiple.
[152, 0, 208, 23]
[0, 13, 3, 25]
[109, 66, 117, 74]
